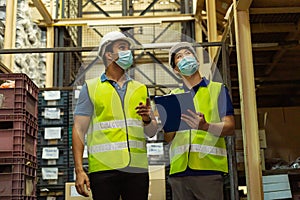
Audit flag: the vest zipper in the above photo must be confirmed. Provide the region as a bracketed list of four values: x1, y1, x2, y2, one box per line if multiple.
[114, 84, 131, 166]
[188, 129, 192, 164]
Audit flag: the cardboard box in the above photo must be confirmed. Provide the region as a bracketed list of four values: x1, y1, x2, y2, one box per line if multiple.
[148, 165, 166, 200]
[236, 149, 265, 171]
[260, 106, 300, 163]
[149, 165, 165, 180]
[235, 129, 267, 149]
[65, 182, 93, 200]
[148, 179, 166, 200]
[234, 110, 267, 129]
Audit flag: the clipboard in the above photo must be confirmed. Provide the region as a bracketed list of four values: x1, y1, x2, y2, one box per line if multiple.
[154, 92, 196, 132]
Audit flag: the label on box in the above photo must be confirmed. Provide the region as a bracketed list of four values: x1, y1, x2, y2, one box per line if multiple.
[42, 167, 58, 180]
[75, 89, 80, 99]
[42, 147, 59, 159]
[44, 91, 61, 100]
[46, 197, 56, 200]
[44, 108, 61, 119]
[147, 143, 164, 155]
[44, 127, 62, 139]
[70, 185, 81, 196]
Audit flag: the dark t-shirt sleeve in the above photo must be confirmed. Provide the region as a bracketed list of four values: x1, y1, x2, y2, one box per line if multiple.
[74, 84, 94, 116]
[218, 84, 234, 118]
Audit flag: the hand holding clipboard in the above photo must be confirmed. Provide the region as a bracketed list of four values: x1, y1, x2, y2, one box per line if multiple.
[181, 109, 207, 131]
[154, 92, 197, 132]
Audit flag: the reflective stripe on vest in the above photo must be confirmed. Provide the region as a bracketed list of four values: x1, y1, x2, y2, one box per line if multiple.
[170, 144, 227, 159]
[89, 140, 145, 154]
[91, 118, 143, 132]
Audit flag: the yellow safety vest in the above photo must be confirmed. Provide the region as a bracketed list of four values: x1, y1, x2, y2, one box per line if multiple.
[86, 78, 148, 173]
[169, 81, 228, 175]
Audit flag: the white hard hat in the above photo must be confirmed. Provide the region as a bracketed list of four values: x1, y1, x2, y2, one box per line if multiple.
[98, 31, 135, 59]
[169, 42, 197, 68]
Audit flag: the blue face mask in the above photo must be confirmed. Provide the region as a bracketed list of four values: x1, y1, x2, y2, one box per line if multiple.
[177, 56, 199, 76]
[115, 50, 133, 70]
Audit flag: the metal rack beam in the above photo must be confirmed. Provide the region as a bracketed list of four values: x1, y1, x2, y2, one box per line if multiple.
[38, 14, 195, 26]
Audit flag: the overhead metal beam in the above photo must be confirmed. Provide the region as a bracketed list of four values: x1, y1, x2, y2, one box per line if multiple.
[250, 7, 300, 14]
[32, 0, 52, 24]
[146, 52, 181, 83]
[151, 23, 174, 43]
[140, 0, 159, 16]
[0, 47, 95, 54]
[47, 14, 194, 26]
[87, 0, 109, 16]
[0, 41, 224, 54]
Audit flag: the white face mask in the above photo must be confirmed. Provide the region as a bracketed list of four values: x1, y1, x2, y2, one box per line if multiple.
[177, 56, 199, 76]
[115, 50, 133, 70]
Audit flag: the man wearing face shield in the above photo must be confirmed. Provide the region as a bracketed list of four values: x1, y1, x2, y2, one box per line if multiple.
[72, 31, 158, 200]
[164, 42, 235, 200]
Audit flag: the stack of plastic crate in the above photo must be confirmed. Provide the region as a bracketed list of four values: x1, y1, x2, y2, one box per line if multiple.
[0, 73, 39, 200]
[67, 87, 89, 182]
[37, 90, 70, 200]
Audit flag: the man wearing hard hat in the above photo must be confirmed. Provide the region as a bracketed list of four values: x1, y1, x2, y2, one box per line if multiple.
[164, 42, 235, 200]
[72, 31, 158, 200]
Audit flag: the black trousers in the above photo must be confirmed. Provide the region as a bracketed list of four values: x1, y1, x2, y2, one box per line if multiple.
[89, 169, 149, 200]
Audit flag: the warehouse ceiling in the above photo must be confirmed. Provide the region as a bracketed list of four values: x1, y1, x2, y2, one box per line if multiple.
[10, 0, 300, 108]
[222, 0, 300, 108]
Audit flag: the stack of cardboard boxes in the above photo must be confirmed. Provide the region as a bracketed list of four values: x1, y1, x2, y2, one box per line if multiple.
[234, 110, 267, 171]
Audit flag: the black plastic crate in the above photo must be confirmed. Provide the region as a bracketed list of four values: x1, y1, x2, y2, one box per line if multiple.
[68, 126, 72, 147]
[38, 106, 69, 127]
[37, 196, 64, 200]
[37, 147, 69, 167]
[37, 186, 65, 199]
[38, 127, 69, 146]
[37, 167, 68, 187]
[38, 91, 69, 107]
